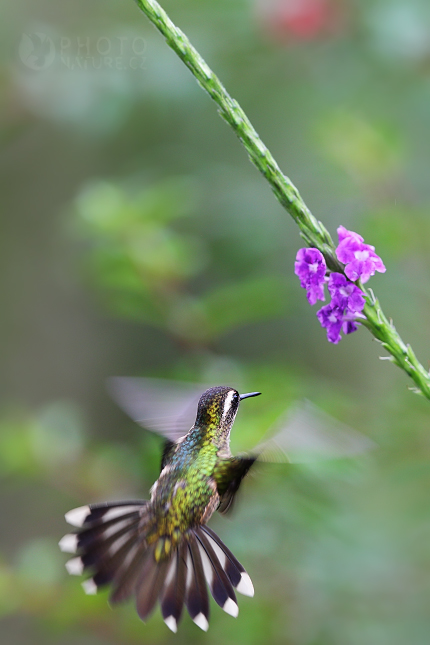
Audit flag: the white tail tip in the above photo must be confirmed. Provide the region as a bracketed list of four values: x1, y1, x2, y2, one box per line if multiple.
[58, 534, 78, 553]
[65, 557, 84, 576]
[223, 598, 239, 618]
[164, 616, 177, 633]
[65, 505, 90, 527]
[82, 578, 98, 595]
[193, 612, 209, 631]
[236, 572, 254, 597]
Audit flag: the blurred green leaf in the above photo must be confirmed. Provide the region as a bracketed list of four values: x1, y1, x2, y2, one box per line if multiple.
[201, 275, 291, 340]
[76, 177, 198, 233]
[0, 415, 38, 477]
[362, 206, 430, 261]
[31, 402, 86, 469]
[0, 403, 86, 478]
[16, 538, 64, 587]
[316, 111, 402, 184]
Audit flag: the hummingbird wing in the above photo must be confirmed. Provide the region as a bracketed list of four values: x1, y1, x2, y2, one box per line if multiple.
[212, 402, 374, 515]
[254, 400, 376, 464]
[214, 456, 257, 515]
[108, 377, 375, 462]
[107, 377, 206, 442]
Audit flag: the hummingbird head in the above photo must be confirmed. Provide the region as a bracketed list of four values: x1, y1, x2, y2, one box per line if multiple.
[195, 386, 261, 441]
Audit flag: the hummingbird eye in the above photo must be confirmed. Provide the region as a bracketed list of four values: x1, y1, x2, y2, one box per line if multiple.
[221, 390, 240, 420]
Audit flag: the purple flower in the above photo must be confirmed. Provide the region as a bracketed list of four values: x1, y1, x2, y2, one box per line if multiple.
[295, 230, 379, 343]
[327, 273, 365, 315]
[337, 225, 363, 245]
[316, 304, 344, 344]
[342, 320, 359, 335]
[294, 248, 327, 305]
[317, 273, 365, 343]
[335, 226, 385, 284]
[316, 302, 362, 344]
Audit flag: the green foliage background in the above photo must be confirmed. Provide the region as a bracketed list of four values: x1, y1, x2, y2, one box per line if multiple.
[2, 1, 430, 643]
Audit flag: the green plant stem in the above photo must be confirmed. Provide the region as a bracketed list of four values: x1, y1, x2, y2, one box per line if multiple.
[361, 292, 430, 399]
[133, 0, 430, 400]
[133, 0, 340, 268]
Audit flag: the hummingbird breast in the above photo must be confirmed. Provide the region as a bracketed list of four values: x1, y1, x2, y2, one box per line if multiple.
[150, 434, 220, 539]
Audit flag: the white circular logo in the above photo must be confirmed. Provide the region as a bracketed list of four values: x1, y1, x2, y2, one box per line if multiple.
[19, 33, 55, 71]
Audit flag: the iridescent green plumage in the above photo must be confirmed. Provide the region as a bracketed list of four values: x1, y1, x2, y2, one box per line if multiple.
[61, 385, 260, 633]
[148, 386, 258, 553]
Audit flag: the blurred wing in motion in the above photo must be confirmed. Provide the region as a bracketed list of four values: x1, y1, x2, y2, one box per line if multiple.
[214, 456, 257, 515]
[108, 377, 375, 462]
[107, 377, 207, 442]
[257, 400, 376, 464]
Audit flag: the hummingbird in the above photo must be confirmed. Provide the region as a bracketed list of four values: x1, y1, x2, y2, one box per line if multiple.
[60, 385, 262, 633]
[60, 378, 374, 632]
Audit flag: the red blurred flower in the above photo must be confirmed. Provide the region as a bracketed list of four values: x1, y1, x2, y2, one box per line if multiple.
[258, 0, 345, 42]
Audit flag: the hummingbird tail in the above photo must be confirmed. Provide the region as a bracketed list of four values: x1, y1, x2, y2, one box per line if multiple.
[185, 524, 255, 630]
[60, 501, 254, 632]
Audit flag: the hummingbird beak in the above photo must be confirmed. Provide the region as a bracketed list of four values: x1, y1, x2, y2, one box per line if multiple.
[239, 391, 261, 400]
